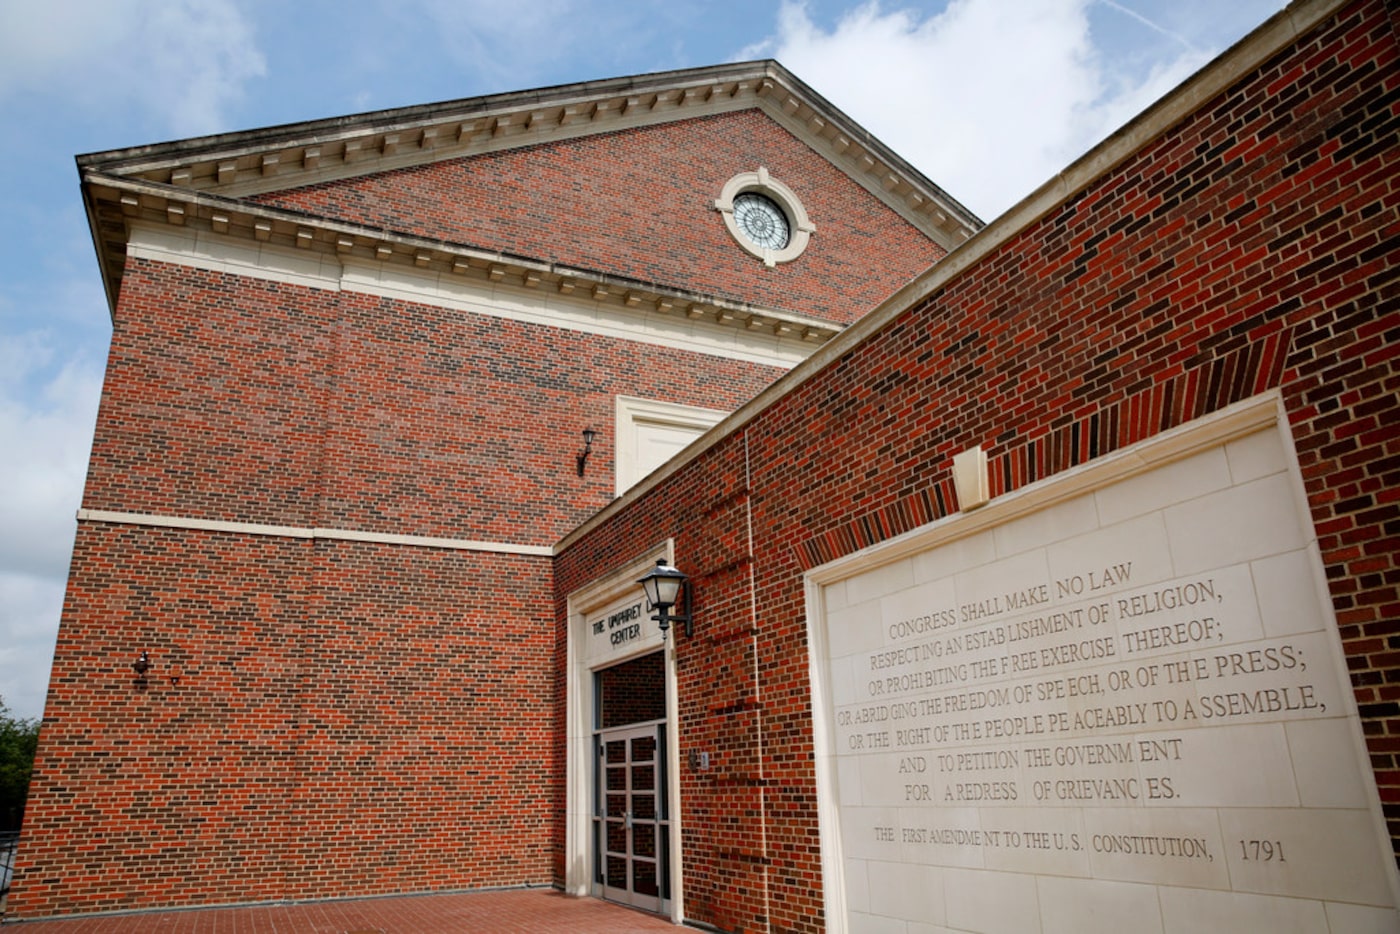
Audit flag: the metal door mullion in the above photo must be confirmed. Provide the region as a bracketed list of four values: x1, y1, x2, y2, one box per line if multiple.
[627, 734, 645, 901]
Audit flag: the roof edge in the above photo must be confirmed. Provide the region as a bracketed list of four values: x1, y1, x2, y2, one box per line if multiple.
[77, 61, 780, 169]
[78, 59, 984, 316]
[75, 59, 975, 230]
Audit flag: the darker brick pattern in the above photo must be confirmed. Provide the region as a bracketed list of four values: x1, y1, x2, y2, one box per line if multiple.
[793, 326, 1295, 571]
[251, 110, 946, 325]
[14, 528, 557, 917]
[556, 2, 1400, 930]
[598, 651, 666, 729]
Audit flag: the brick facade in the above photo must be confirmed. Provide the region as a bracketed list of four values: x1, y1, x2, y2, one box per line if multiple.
[16, 63, 952, 922]
[20, 529, 554, 913]
[85, 257, 781, 539]
[556, 1, 1398, 930]
[252, 111, 946, 325]
[12, 243, 786, 916]
[15, 3, 1398, 927]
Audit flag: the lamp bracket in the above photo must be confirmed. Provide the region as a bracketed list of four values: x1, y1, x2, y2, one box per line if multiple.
[577, 428, 597, 477]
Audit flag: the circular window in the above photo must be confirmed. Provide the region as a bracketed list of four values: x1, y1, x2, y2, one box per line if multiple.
[733, 193, 791, 250]
[714, 168, 814, 266]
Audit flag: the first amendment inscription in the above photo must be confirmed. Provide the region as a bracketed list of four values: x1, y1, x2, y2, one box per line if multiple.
[814, 425, 1398, 931]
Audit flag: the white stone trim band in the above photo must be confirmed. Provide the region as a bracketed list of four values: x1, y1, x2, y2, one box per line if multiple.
[75, 508, 554, 557]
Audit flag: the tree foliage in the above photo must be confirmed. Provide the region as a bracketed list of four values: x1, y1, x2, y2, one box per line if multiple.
[0, 697, 39, 832]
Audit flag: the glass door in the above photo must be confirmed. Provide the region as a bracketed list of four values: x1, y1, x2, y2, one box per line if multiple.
[594, 721, 669, 912]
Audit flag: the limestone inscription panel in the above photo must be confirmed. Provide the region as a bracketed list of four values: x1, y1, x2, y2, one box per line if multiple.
[814, 427, 1398, 932]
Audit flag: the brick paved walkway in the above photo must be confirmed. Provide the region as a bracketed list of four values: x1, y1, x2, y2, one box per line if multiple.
[1, 888, 680, 932]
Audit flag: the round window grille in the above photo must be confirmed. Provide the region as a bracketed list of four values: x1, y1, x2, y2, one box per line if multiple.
[714, 168, 814, 266]
[732, 193, 791, 250]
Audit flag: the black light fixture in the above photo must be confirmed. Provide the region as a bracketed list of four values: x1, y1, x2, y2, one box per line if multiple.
[132, 651, 151, 675]
[577, 428, 597, 477]
[638, 559, 692, 638]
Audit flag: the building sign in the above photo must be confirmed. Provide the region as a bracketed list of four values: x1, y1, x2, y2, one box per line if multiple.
[592, 601, 645, 648]
[815, 425, 1397, 931]
[584, 597, 654, 667]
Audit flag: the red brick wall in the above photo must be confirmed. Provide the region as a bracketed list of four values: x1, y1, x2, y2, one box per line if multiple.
[252, 110, 946, 325]
[598, 651, 666, 729]
[84, 258, 783, 542]
[555, 2, 1399, 930]
[288, 541, 555, 898]
[16, 526, 309, 914]
[13, 250, 788, 917]
[83, 260, 333, 527]
[14, 526, 555, 916]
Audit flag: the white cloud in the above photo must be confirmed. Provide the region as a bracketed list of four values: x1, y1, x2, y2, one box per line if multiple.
[754, 0, 1237, 220]
[0, 572, 64, 722]
[0, 0, 266, 136]
[419, 0, 577, 86]
[1086, 46, 1214, 141]
[0, 334, 102, 579]
[0, 321, 105, 721]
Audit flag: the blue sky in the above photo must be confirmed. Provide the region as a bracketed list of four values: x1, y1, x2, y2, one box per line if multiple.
[0, 0, 1285, 720]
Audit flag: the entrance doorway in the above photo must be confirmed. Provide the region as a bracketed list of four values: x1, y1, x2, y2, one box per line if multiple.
[592, 652, 670, 913]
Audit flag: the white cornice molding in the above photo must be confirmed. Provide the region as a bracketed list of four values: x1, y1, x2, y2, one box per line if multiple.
[76, 508, 554, 557]
[124, 221, 831, 367]
[79, 63, 980, 250]
[79, 63, 982, 340]
[126, 222, 346, 293]
[752, 81, 976, 248]
[93, 175, 846, 355]
[213, 90, 760, 202]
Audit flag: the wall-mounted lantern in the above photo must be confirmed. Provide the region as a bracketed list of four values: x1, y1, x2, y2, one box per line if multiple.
[577, 428, 597, 477]
[638, 559, 692, 639]
[132, 651, 151, 675]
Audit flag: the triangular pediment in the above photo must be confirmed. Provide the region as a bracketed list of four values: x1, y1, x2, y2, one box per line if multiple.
[79, 61, 981, 335]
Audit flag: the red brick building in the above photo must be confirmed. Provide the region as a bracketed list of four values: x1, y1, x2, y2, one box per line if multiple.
[14, 0, 1400, 930]
[10, 62, 973, 920]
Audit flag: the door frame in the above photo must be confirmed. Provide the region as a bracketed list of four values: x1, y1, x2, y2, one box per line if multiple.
[565, 542, 684, 924]
[594, 718, 671, 912]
